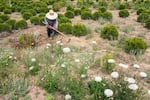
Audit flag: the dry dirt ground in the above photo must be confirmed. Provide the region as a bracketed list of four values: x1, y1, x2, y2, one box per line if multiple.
[0, 9, 150, 100]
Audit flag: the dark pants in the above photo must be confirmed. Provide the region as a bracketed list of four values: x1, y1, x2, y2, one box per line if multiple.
[47, 28, 57, 38]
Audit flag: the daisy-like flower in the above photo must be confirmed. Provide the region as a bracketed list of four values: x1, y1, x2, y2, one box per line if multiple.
[148, 90, 150, 95]
[29, 66, 34, 70]
[92, 41, 97, 44]
[60, 43, 63, 46]
[65, 94, 71, 100]
[95, 76, 102, 82]
[119, 63, 128, 69]
[46, 43, 51, 47]
[63, 47, 71, 53]
[81, 74, 86, 78]
[128, 84, 138, 90]
[31, 58, 36, 62]
[139, 72, 147, 78]
[61, 64, 66, 68]
[127, 77, 136, 84]
[111, 72, 119, 79]
[9, 56, 12, 59]
[133, 64, 140, 69]
[108, 59, 115, 63]
[104, 89, 113, 97]
[75, 59, 80, 63]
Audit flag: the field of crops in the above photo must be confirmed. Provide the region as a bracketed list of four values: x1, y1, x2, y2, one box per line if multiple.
[0, 0, 150, 100]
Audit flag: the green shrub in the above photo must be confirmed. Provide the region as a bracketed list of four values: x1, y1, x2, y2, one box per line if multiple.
[30, 16, 40, 25]
[28, 9, 37, 16]
[65, 10, 75, 18]
[0, 14, 10, 23]
[101, 54, 115, 73]
[92, 11, 102, 20]
[74, 8, 81, 16]
[98, 0, 108, 7]
[18, 33, 35, 48]
[124, 37, 148, 55]
[81, 11, 92, 20]
[58, 16, 71, 24]
[38, 13, 45, 17]
[52, 2, 64, 11]
[100, 24, 118, 40]
[36, 7, 49, 13]
[88, 79, 109, 99]
[145, 17, 150, 29]
[15, 20, 28, 30]
[66, 5, 74, 11]
[0, 23, 11, 33]
[101, 11, 112, 21]
[137, 13, 149, 23]
[22, 12, 32, 20]
[58, 23, 73, 34]
[72, 23, 88, 36]
[5, 19, 16, 29]
[119, 9, 130, 18]
[137, 7, 147, 15]
[119, 4, 126, 10]
[98, 7, 107, 13]
[3, 9, 12, 14]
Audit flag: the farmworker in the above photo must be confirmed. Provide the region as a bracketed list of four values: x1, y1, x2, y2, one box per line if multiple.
[44, 10, 58, 39]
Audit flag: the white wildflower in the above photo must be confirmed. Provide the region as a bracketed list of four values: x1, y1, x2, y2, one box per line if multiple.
[31, 58, 36, 62]
[29, 66, 34, 70]
[81, 74, 86, 78]
[14, 56, 17, 60]
[111, 72, 119, 79]
[133, 64, 140, 69]
[46, 43, 51, 47]
[65, 94, 71, 100]
[104, 89, 113, 97]
[61, 64, 66, 68]
[60, 43, 64, 46]
[139, 72, 147, 78]
[9, 56, 12, 59]
[92, 41, 97, 44]
[63, 47, 71, 53]
[95, 76, 102, 82]
[119, 63, 128, 68]
[127, 77, 136, 83]
[75, 59, 80, 63]
[128, 84, 138, 90]
[46, 46, 49, 49]
[108, 59, 115, 63]
[148, 90, 150, 95]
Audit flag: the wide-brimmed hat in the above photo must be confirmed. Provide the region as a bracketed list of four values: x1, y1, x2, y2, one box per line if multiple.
[46, 10, 58, 20]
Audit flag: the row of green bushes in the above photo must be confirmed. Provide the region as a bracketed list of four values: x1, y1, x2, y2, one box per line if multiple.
[136, 7, 150, 29]
[0, 20, 27, 33]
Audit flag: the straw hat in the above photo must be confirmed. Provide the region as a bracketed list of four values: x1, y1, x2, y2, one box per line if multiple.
[46, 10, 58, 20]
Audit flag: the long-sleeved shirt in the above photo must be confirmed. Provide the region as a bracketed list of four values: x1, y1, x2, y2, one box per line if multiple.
[44, 17, 58, 29]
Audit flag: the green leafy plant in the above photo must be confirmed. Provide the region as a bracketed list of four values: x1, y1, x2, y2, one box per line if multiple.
[15, 20, 28, 30]
[136, 7, 148, 15]
[145, 17, 150, 29]
[72, 23, 88, 36]
[52, 1, 64, 11]
[58, 16, 71, 24]
[92, 11, 102, 20]
[30, 16, 40, 25]
[88, 79, 109, 100]
[100, 24, 118, 40]
[137, 13, 149, 23]
[3, 8, 12, 14]
[101, 11, 113, 21]
[124, 37, 148, 55]
[0, 23, 11, 33]
[98, 6, 107, 13]
[0, 14, 10, 23]
[18, 33, 35, 48]
[65, 10, 75, 18]
[22, 12, 32, 20]
[5, 19, 16, 30]
[81, 11, 92, 20]
[119, 9, 130, 18]
[74, 8, 81, 16]
[58, 23, 73, 34]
